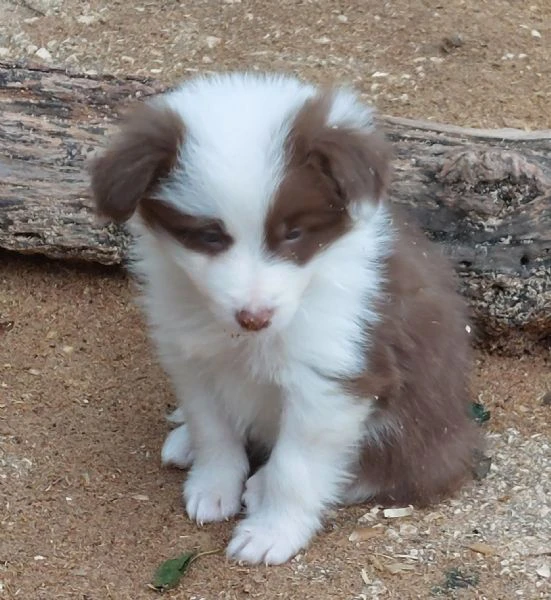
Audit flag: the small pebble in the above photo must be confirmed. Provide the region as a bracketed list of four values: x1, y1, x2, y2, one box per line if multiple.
[441, 34, 464, 53]
[76, 15, 98, 25]
[132, 494, 149, 501]
[536, 563, 550, 578]
[35, 47, 52, 62]
[205, 36, 221, 49]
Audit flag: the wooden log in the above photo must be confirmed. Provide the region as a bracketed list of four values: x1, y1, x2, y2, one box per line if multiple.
[0, 61, 550, 353]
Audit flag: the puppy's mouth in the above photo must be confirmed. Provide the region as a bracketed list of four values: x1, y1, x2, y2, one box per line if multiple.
[226, 327, 272, 339]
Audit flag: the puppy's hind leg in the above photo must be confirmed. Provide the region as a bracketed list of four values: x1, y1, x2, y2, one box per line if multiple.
[161, 423, 194, 469]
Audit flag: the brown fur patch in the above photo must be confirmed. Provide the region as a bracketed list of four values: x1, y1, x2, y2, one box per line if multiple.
[265, 93, 391, 264]
[89, 103, 184, 223]
[140, 198, 233, 255]
[350, 211, 481, 506]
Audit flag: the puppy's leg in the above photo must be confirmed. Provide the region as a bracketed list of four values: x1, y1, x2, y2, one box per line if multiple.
[241, 465, 266, 515]
[228, 369, 371, 565]
[167, 367, 248, 524]
[161, 424, 194, 469]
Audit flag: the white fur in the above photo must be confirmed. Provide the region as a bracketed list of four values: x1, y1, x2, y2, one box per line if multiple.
[128, 73, 393, 564]
[161, 424, 194, 469]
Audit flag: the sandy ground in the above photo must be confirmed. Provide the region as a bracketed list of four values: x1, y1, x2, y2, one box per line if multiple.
[0, 0, 550, 128]
[1, 256, 550, 600]
[1, 1, 551, 599]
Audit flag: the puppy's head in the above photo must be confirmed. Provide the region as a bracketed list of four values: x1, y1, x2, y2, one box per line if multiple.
[90, 75, 391, 334]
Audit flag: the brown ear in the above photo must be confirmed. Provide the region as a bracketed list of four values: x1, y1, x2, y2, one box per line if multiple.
[307, 126, 392, 206]
[89, 102, 185, 223]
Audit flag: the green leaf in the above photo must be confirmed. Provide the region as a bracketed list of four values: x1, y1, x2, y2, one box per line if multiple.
[470, 402, 490, 424]
[151, 551, 197, 592]
[150, 549, 222, 593]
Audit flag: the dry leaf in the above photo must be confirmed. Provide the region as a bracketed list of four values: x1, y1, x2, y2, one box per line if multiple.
[468, 542, 495, 556]
[369, 555, 385, 572]
[383, 506, 413, 519]
[349, 527, 384, 542]
[385, 562, 416, 574]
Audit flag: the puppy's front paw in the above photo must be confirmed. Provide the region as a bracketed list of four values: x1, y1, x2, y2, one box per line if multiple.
[161, 424, 194, 469]
[183, 465, 244, 524]
[227, 513, 317, 565]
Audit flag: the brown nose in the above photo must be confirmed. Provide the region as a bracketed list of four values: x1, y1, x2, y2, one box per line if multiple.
[235, 308, 274, 331]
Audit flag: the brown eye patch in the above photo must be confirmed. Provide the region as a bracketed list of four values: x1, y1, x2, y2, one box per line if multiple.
[265, 165, 351, 264]
[139, 197, 233, 255]
[265, 91, 391, 265]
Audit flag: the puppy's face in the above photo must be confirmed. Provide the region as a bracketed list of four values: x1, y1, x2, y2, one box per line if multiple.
[90, 81, 390, 334]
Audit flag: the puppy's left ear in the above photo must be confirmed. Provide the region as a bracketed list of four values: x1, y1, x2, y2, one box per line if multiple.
[307, 125, 391, 207]
[89, 102, 184, 223]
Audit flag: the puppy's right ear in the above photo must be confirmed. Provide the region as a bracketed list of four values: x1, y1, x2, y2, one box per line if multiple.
[89, 102, 184, 223]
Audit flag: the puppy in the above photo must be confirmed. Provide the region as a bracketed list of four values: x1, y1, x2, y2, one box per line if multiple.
[90, 73, 480, 565]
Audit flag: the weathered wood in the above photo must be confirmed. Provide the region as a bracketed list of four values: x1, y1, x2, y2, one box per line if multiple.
[0, 61, 550, 353]
[0, 61, 164, 264]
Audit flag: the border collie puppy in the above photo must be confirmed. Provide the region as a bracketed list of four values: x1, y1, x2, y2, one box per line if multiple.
[90, 73, 480, 565]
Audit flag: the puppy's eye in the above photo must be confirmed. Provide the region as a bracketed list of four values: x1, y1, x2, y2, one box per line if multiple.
[188, 225, 232, 253]
[198, 228, 224, 246]
[284, 227, 302, 242]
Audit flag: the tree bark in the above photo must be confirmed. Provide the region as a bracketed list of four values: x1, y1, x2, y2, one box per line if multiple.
[1, 61, 550, 353]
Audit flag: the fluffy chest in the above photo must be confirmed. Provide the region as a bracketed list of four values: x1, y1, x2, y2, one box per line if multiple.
[204, 350, 283, 443]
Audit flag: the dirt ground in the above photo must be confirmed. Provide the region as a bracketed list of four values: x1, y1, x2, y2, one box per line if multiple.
[1, 1, 550, 599]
